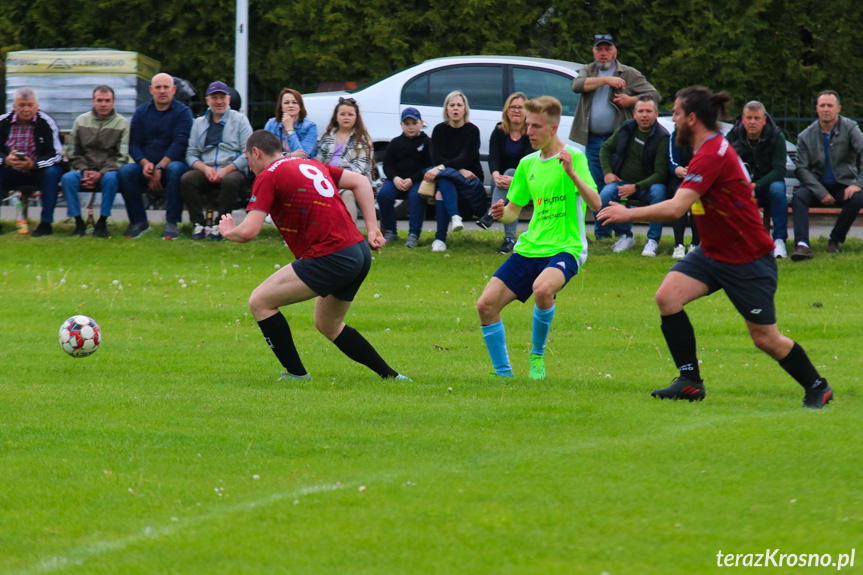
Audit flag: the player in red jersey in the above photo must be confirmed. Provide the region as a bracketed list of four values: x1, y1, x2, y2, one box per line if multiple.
[219, 130, 408, 381]
[598, 86, 832, 408]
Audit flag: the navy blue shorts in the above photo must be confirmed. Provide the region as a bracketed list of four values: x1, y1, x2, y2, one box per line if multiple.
[493, 252, 579, 303]
[671, 246, 778, 325]
[292, 240, 371, 301]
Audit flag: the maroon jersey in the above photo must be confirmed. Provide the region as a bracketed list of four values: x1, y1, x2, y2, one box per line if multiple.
[247, 157, 365, 259]
[683, 134, 774, 264]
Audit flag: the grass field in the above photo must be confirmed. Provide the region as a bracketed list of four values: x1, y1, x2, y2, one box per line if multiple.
[1, 222, 861, 574]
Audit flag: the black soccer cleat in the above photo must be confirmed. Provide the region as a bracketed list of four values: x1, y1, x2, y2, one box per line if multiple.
[802, 380, 833, 409]
[651, 376, 706, 402]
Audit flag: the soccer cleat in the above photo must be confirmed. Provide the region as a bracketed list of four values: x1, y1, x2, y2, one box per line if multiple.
[125, 221, 151, 239]
[490, 369, 514, 378]
[405, 233, 419, 249]
[476, 213, 495, 230]
[497, 237, 516, 254]
[394, 374, 412, 381]
[612, 235, 635, 252]
[163, 222, 179, 240]
[651, 376, 706, 401]
[278, 370, 312, 381]
[791, 243, 813, 261]
[773, 239, 787, 259]
[449, 215, 463, 232]
[802, 380, 833, 409]
[383, 230, 399, 244]
[431, 239, 447, 252]
[641, 239, 659, 257]
[528, 353, 546, 381]
[672, 244, 686, 259]
[191, 223, 206, 240]
[31, 222, 53, 237]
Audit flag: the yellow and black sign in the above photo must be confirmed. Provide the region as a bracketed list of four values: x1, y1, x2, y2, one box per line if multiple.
[6, 50, 160, 80]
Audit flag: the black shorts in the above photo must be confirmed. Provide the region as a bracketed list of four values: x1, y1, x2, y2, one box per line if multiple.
[292, 240, 371, 301]
[671, 246, 777, 325]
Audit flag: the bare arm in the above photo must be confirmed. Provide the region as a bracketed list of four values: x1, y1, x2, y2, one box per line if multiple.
[561, 150, 602, 212]
[219, 209, 267, 243]
[598, 187, 700, 225]
[337, 169, 385, 249]
[492, 199, 524, 224]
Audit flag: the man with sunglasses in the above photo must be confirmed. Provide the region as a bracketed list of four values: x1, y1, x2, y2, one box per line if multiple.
[570, 34, 659, 240]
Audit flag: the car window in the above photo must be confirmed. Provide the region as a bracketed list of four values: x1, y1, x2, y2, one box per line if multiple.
[513, 67, 579, 117]
[402, 66, 505, 111]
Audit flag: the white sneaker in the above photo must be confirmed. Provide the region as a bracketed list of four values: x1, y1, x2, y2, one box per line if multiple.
[773, 238, 787, 259]
[449, 215, 463, 232]
[688, 244, 698, 254]
[612, 235, 636, 252]
[672, 244, 686, 259]
[431, 239, 447, 252]
[641, 239, 659, 257]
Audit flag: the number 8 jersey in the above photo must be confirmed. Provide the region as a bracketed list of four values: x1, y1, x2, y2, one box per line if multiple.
[247, 157, 366, 259]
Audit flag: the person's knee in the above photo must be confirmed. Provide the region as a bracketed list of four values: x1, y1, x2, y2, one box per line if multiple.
[768, 180, 786, 198]
[654, 286, 680, 314]
[476, 295, 500, 323]
[378, 181, 396, 203]
[846, 190, 863, 209]
[649, 184, 665, 203]
[313, 315, 341, 341]
[750, 329, 781, 354]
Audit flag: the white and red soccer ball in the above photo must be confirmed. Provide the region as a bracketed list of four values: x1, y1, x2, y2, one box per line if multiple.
[59, 315, 101, 357]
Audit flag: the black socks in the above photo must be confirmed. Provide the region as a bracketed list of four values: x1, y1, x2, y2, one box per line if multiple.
[779, 341, 825, 390]
[257, 313, 308, 376]
[660, 310, 701, 381]
[334, 325, 399, 379]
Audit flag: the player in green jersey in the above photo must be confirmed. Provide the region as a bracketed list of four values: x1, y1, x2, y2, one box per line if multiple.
[476, 96, 601, 379]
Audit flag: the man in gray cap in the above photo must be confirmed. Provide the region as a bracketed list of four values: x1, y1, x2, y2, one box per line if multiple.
[180, 81, 253, 240]
[570, 34, 659, 240]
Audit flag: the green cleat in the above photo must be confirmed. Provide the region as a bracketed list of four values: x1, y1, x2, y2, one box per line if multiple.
[278, 371, 312, 381]
[528, 354, 546, 380]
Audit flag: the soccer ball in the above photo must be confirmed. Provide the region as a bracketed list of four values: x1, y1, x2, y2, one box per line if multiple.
[59, 315, 102, 358]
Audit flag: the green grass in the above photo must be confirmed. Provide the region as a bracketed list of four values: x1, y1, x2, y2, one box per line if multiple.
[1, 222, 861, 574]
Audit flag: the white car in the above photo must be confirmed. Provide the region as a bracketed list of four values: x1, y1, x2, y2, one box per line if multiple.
[303, 55, 584, 215]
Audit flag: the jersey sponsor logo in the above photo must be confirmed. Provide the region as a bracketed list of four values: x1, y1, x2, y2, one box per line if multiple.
[691, 199, 705, 215]
[683, 173, 703, 184]
[718, 138, 729, 156]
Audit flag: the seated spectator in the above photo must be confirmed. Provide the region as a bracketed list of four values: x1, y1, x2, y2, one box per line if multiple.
[667, 129, 700, 259]
[61, 85, 129, 238]
[477, 92, 533, 254]
[181, 81, 253, 241]
[118, 73, 193, 239]
[378, 107, 431, 248]
[424, 90, 486, 252]
[791, 90, 863, 260]
[317, 97, 375, 225]
[598, 95, 669, 256]
[0, 88, 63, 236]
[263, 88, 317, 158]
[727, 101, 788, 258]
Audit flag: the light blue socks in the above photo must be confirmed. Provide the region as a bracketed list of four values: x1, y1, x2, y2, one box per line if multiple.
[530, 304, 556, 356]
[481, 320, 513, 377]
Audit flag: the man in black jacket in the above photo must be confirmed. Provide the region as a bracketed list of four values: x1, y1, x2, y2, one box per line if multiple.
[598, 95, 669, 256]
[0, 88, 64, 236]
[726, 101, 789, 258]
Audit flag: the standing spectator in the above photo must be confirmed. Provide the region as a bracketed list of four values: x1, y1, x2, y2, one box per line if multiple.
[181, 81, 253, 241]
[317, 97, 375, 225]
[667, 129, 700, 258]
[378, 107, 431, 247]
[791, 90, 863, 260]
[726, 101, 789, 258]
[0, 88, 63, 236]
[477, 92, 534, 254]
[569, 34, 660, 240]
[61, 85, 129, 238]
[118, 73, 193, 239]
[598, 95, 669, 256]
[263, 88, 317, 158]
[424, 90, 486, 252]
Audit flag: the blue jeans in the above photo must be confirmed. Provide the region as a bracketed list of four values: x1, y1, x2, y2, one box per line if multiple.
[758, 180, 788, 241]
[0, 164, 63, 223]
[62, 170, 119, 219]
[430, 167, 487, 242]
[378, 179, 424, 237]
[792, 182, 863, 245]
[599, 181, 666, 241]
[118, 161, 188, 225]
[586, 133, 611, 238]
[490, 168, 518, 240]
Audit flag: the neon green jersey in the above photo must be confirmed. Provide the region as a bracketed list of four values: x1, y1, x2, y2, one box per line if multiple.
[507, 145, 597, 264]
